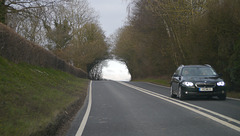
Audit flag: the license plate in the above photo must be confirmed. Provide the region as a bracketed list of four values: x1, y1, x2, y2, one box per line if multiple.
[199, 88, 213, 91]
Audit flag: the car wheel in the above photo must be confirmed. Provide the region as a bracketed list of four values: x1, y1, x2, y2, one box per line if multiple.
[170, 85, 176, 98]
[218, 94, 226, 100]
[178, 87, 186, 100]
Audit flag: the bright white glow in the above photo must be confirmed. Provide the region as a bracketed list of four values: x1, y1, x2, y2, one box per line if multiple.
[217, 81, 225, 86]
[102, 60, 131, 81]
[87, 1, 130, 81]
[182, 81, 194, 87]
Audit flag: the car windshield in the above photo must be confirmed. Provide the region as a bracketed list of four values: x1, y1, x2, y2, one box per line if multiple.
[181, 67, 217, 76]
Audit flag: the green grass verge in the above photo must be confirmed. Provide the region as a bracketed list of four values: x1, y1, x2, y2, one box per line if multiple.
[227, 91, 240, 99]
[134, 78, 170, 87]
[0, 56, 89, 136]
[134, 77, 240, 99]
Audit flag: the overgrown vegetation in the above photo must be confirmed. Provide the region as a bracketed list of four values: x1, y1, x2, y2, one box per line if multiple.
[1, 0, 109, 80]
[114, 0, 240, 92]
[0, 56, 89, 136]
[0, 23, 87, 78]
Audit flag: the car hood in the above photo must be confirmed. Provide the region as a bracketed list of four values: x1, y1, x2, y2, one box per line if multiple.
[182, 76, 223, 82]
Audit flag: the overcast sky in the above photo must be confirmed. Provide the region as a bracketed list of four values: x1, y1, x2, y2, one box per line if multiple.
[88, 0, 131, 81]
[88, 0, 129, 37]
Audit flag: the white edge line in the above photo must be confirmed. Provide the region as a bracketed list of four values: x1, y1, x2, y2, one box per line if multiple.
[119, 82, 240, 133]
[146, 84, 240, 125]
[227, 97, 240, 101]
[146, 82, 240, 101]
[75, 80, 92, 136]
[146, 82, 170, 89]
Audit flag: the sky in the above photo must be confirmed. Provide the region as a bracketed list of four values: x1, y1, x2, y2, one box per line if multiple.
[88, 0, 131, 81]
[88, 0, 129, 37]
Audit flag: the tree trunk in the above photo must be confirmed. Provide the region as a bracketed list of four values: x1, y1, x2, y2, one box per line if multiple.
[0, 0, 6, 24]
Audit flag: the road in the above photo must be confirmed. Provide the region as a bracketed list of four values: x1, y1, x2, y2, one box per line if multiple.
[66, 81, 240, 136]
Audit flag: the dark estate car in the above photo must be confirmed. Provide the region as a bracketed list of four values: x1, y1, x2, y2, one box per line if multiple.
[170, 65, 226, 100]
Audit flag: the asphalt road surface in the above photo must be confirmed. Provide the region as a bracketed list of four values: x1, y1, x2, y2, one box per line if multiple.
[66, 81, 240, 136]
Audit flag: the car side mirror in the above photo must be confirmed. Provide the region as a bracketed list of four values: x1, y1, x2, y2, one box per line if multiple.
[173, 73, 178, 77]
[173, 73, 181, 80]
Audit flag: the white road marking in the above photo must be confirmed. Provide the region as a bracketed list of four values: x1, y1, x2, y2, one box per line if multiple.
[146, 82, 170, 89]
[227, 97, 240, 101]
[76, 80, 92, 136]
[147, 82, 240, 101]
[119, 82, 240, 133]
[143, 82, 240, 124]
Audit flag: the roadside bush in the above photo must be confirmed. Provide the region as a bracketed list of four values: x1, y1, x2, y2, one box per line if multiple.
[228, 37, 240, 90]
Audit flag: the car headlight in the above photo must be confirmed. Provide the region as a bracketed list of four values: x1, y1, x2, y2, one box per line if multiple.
[217, 81, 225, 86]
[182, 81, 194, 87]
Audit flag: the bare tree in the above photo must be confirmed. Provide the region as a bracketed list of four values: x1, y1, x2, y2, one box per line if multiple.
[1, 0, 56, 24]
[1, 0, 110, 80]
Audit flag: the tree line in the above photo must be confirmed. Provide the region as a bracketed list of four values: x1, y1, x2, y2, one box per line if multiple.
[0, 0, 109, 80]
[114, 0, 240, 91]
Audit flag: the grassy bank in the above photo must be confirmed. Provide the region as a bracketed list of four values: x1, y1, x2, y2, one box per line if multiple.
[135, 77, 171, 87]
[0, 56, 89, 136]
[135, 77, 240, 99]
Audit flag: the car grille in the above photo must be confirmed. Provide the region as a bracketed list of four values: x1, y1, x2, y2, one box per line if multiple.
[195, 82, 216, 88]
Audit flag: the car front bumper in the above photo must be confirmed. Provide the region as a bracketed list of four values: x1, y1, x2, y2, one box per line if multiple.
[181, 86, 226, 97]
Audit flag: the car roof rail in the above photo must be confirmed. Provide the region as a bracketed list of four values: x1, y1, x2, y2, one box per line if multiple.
[204, 64, 211, 67]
